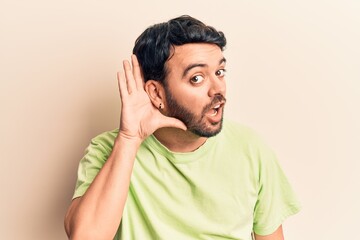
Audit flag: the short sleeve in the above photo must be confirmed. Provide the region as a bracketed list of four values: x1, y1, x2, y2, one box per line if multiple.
[72, 130, 117, 199]
[252, 138, 301, 235]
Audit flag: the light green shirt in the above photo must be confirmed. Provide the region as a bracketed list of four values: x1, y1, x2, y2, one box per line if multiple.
[73, 120, 301, 239]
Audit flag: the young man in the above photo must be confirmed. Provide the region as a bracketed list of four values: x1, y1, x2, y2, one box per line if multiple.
[65, 15, 300, 240]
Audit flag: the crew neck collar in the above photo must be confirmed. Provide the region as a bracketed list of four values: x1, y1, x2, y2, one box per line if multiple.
[144, 133, 218, 164]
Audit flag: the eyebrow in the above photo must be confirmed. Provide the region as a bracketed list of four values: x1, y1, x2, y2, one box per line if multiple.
[182, 57, 227, 78]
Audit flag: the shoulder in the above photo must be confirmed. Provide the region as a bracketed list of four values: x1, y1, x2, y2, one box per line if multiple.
[86, 128, 119, 155]
[222, 119, 265, 146]
[91, 128, 119, 144]
[221, 119, 276, 162]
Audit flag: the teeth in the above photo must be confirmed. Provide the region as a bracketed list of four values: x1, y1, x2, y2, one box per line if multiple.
[207, 103, 222, 117]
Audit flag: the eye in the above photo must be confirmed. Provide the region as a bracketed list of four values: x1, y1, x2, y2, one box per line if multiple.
[190, 75, 205, 84]
[216, 69, 226, 77]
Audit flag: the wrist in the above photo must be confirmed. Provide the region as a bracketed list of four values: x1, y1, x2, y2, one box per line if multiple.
[116, 132, 143, 147]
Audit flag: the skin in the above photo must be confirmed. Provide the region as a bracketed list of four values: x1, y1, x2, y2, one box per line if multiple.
[254, 226, 284, 240]
[64, 43, 284, 239]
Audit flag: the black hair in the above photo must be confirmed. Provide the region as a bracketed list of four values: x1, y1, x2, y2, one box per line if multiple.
[132, 15, 227, 84]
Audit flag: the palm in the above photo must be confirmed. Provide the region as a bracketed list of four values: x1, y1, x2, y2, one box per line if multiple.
[117, 55, 186, 141]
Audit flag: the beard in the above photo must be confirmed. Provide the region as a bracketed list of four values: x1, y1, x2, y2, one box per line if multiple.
[164, 86, 226, 138]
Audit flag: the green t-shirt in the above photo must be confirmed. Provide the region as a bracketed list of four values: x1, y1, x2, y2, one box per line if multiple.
[73, 120, 301, 239]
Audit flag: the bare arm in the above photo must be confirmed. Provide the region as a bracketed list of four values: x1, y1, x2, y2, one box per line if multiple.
[254, 225, 284, 240]
[64, 55, 186, 240]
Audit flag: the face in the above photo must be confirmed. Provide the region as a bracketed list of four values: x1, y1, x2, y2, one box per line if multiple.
[163, 43, 227, 137]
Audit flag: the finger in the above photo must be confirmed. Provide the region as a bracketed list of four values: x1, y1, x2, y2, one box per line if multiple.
[158, 115, 187, 131]
[123, 60, 136, 94]
[131, 54, 144, 90]
[117, 71, 128, 99]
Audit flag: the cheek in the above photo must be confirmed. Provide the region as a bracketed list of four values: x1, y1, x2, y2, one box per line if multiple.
[166, 79, 210, 109]
[173, 89, 207, 110]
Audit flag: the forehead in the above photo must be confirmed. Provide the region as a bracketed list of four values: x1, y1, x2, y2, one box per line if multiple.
[166, 43, 224, 72]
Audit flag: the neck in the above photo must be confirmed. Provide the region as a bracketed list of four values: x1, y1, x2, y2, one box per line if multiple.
[153, 127, 207, 153]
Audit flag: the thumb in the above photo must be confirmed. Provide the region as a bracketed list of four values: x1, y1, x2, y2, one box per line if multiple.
[158, 115, 187, 131]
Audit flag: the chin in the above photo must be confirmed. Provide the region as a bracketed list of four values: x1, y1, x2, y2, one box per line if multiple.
[190, 119, 223, 138]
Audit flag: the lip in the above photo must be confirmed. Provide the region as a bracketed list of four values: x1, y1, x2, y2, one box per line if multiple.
[205, 102, 225, 124]
[210, 100, 226, 110]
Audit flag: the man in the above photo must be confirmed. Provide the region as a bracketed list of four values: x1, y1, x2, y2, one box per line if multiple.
[64, 15, 300, 240]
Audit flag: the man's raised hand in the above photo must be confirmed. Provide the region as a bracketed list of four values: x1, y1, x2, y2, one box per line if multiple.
[117, 55, 186, 142]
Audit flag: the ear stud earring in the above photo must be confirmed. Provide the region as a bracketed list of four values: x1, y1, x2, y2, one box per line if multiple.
[159, 103, 163, 109]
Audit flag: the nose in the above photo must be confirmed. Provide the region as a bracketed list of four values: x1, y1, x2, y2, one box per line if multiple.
[208, 75, 226, 97]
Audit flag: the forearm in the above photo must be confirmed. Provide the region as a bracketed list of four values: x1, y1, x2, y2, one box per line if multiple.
[65, 135, 141, 239]
[254, 225, 284, 240]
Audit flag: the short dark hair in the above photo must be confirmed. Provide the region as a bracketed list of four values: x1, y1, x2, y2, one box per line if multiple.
[132, 15, 227, 84]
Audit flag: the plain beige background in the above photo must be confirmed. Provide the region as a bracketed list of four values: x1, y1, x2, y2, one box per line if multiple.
[1, 0, 359, 239]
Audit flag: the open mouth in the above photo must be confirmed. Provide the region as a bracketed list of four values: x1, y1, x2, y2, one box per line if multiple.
[209, 103, 221, 117]
[206, 100, 225, 118]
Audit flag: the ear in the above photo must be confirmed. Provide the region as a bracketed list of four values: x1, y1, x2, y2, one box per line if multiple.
[144, 80, 166, 109]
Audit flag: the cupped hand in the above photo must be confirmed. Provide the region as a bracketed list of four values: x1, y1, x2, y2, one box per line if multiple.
[117, 55, 186, 142]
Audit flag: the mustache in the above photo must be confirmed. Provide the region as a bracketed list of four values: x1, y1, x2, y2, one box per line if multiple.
[203, 94, 226, 113]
